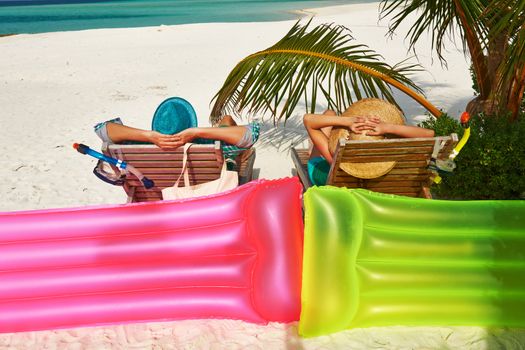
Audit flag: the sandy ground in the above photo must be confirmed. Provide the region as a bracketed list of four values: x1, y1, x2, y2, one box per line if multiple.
[0, 2, 474, 211]
[2, 2, 523, 349]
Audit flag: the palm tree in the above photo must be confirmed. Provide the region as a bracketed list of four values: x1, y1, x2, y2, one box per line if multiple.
[210, 21, 441, 124]
[380, 0, 524, 119]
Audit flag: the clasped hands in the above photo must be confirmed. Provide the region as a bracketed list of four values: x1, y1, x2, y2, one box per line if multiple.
[348, 116, 389, 136]
[146, 128, 198, 149]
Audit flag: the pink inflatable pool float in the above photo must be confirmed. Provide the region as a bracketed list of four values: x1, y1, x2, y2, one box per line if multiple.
[0, 178, 304, 333]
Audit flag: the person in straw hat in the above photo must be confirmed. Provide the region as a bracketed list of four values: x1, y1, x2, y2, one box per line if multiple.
[303, 98, 434, 185]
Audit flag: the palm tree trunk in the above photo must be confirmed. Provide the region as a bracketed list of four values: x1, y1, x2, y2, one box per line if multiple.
[507, 66, 525, 120]
[453, 0, 490, 98]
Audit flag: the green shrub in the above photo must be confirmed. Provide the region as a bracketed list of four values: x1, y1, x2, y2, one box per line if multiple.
[420, 113, 525, 200]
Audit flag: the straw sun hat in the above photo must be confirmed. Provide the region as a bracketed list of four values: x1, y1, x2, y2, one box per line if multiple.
[328, 98, 405, 179]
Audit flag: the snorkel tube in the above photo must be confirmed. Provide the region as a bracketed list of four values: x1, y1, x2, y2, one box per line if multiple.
[73, 143, 154, 189]
[451, 111, 471, 159]
[430, 112, 471, 184]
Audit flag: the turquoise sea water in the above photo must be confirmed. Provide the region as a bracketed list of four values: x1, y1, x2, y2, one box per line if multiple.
[0, 0, 370, 34]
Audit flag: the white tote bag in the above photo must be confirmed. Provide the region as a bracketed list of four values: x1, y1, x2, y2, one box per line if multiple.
[162, 143, 238, 200]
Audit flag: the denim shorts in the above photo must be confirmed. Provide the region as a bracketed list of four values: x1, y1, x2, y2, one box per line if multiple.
[93, 117, 123, 144]
[221, 121, 260, 159]
[236, 121, 260, 148]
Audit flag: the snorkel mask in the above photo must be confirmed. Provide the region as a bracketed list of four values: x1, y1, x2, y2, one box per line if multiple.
[429, 112, 471, 183]
[74, 143, 154, 189]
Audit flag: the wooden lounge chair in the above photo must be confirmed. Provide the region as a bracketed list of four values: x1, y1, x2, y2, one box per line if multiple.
[103, 141, 256, 202]
[291, 134, 458, 198]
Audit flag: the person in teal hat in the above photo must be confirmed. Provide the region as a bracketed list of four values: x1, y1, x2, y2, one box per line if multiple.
[94, 97, 260, 171]
[94, 115, 260, 160]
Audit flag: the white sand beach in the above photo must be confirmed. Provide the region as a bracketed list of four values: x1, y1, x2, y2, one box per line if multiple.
[0, 1, 474, 212]
[3, 2, 523, 349]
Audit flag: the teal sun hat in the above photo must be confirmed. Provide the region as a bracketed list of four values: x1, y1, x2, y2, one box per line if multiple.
[151, 97, 198, 135]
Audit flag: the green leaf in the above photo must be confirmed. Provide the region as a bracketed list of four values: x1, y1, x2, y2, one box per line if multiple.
[210, 21, 434, 124]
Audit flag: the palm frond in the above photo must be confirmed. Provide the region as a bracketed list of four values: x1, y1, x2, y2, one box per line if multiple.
[210, 21, 439, 124]
[380, 0, 487, 62]
[379, 0, 524, 118]
[380, 0, 490, 96]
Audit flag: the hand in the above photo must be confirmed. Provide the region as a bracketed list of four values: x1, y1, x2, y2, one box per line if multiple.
[352, 116, 390, 136]
[173, 127, 199, 144]
[147, 131, 184, 149]
[344, 116, 367, 134]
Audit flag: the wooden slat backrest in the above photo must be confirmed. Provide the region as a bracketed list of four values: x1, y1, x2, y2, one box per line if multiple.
[105, 142, 224, 203]
[327, 134, 458, 197]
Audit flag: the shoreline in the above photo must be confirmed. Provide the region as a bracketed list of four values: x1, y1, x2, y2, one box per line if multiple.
[304, 2, 384, 15]
[0, 1, 378, 37]
[0, 0, 368, 36]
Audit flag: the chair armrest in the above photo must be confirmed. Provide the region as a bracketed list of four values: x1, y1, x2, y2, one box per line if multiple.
[291, 147, 312, 189]
[236, 148, 256, 184]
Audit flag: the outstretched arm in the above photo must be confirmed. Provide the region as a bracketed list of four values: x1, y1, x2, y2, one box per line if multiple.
[105, 118, 248, 149]
[172, 126, 247, 146]
[303, 113, 367, 163]
[105, 122, 182, 149]
[384, 123, 435, 138]
[357, 117, 435, 138]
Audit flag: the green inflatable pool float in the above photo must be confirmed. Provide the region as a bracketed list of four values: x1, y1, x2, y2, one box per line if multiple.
[300, 187, 525, 337]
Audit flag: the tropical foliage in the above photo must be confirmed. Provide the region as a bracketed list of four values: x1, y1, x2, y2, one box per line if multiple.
[380, 0, 525, 119]
[210, 21, 440, 124]
[420, 112, 525, 199]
